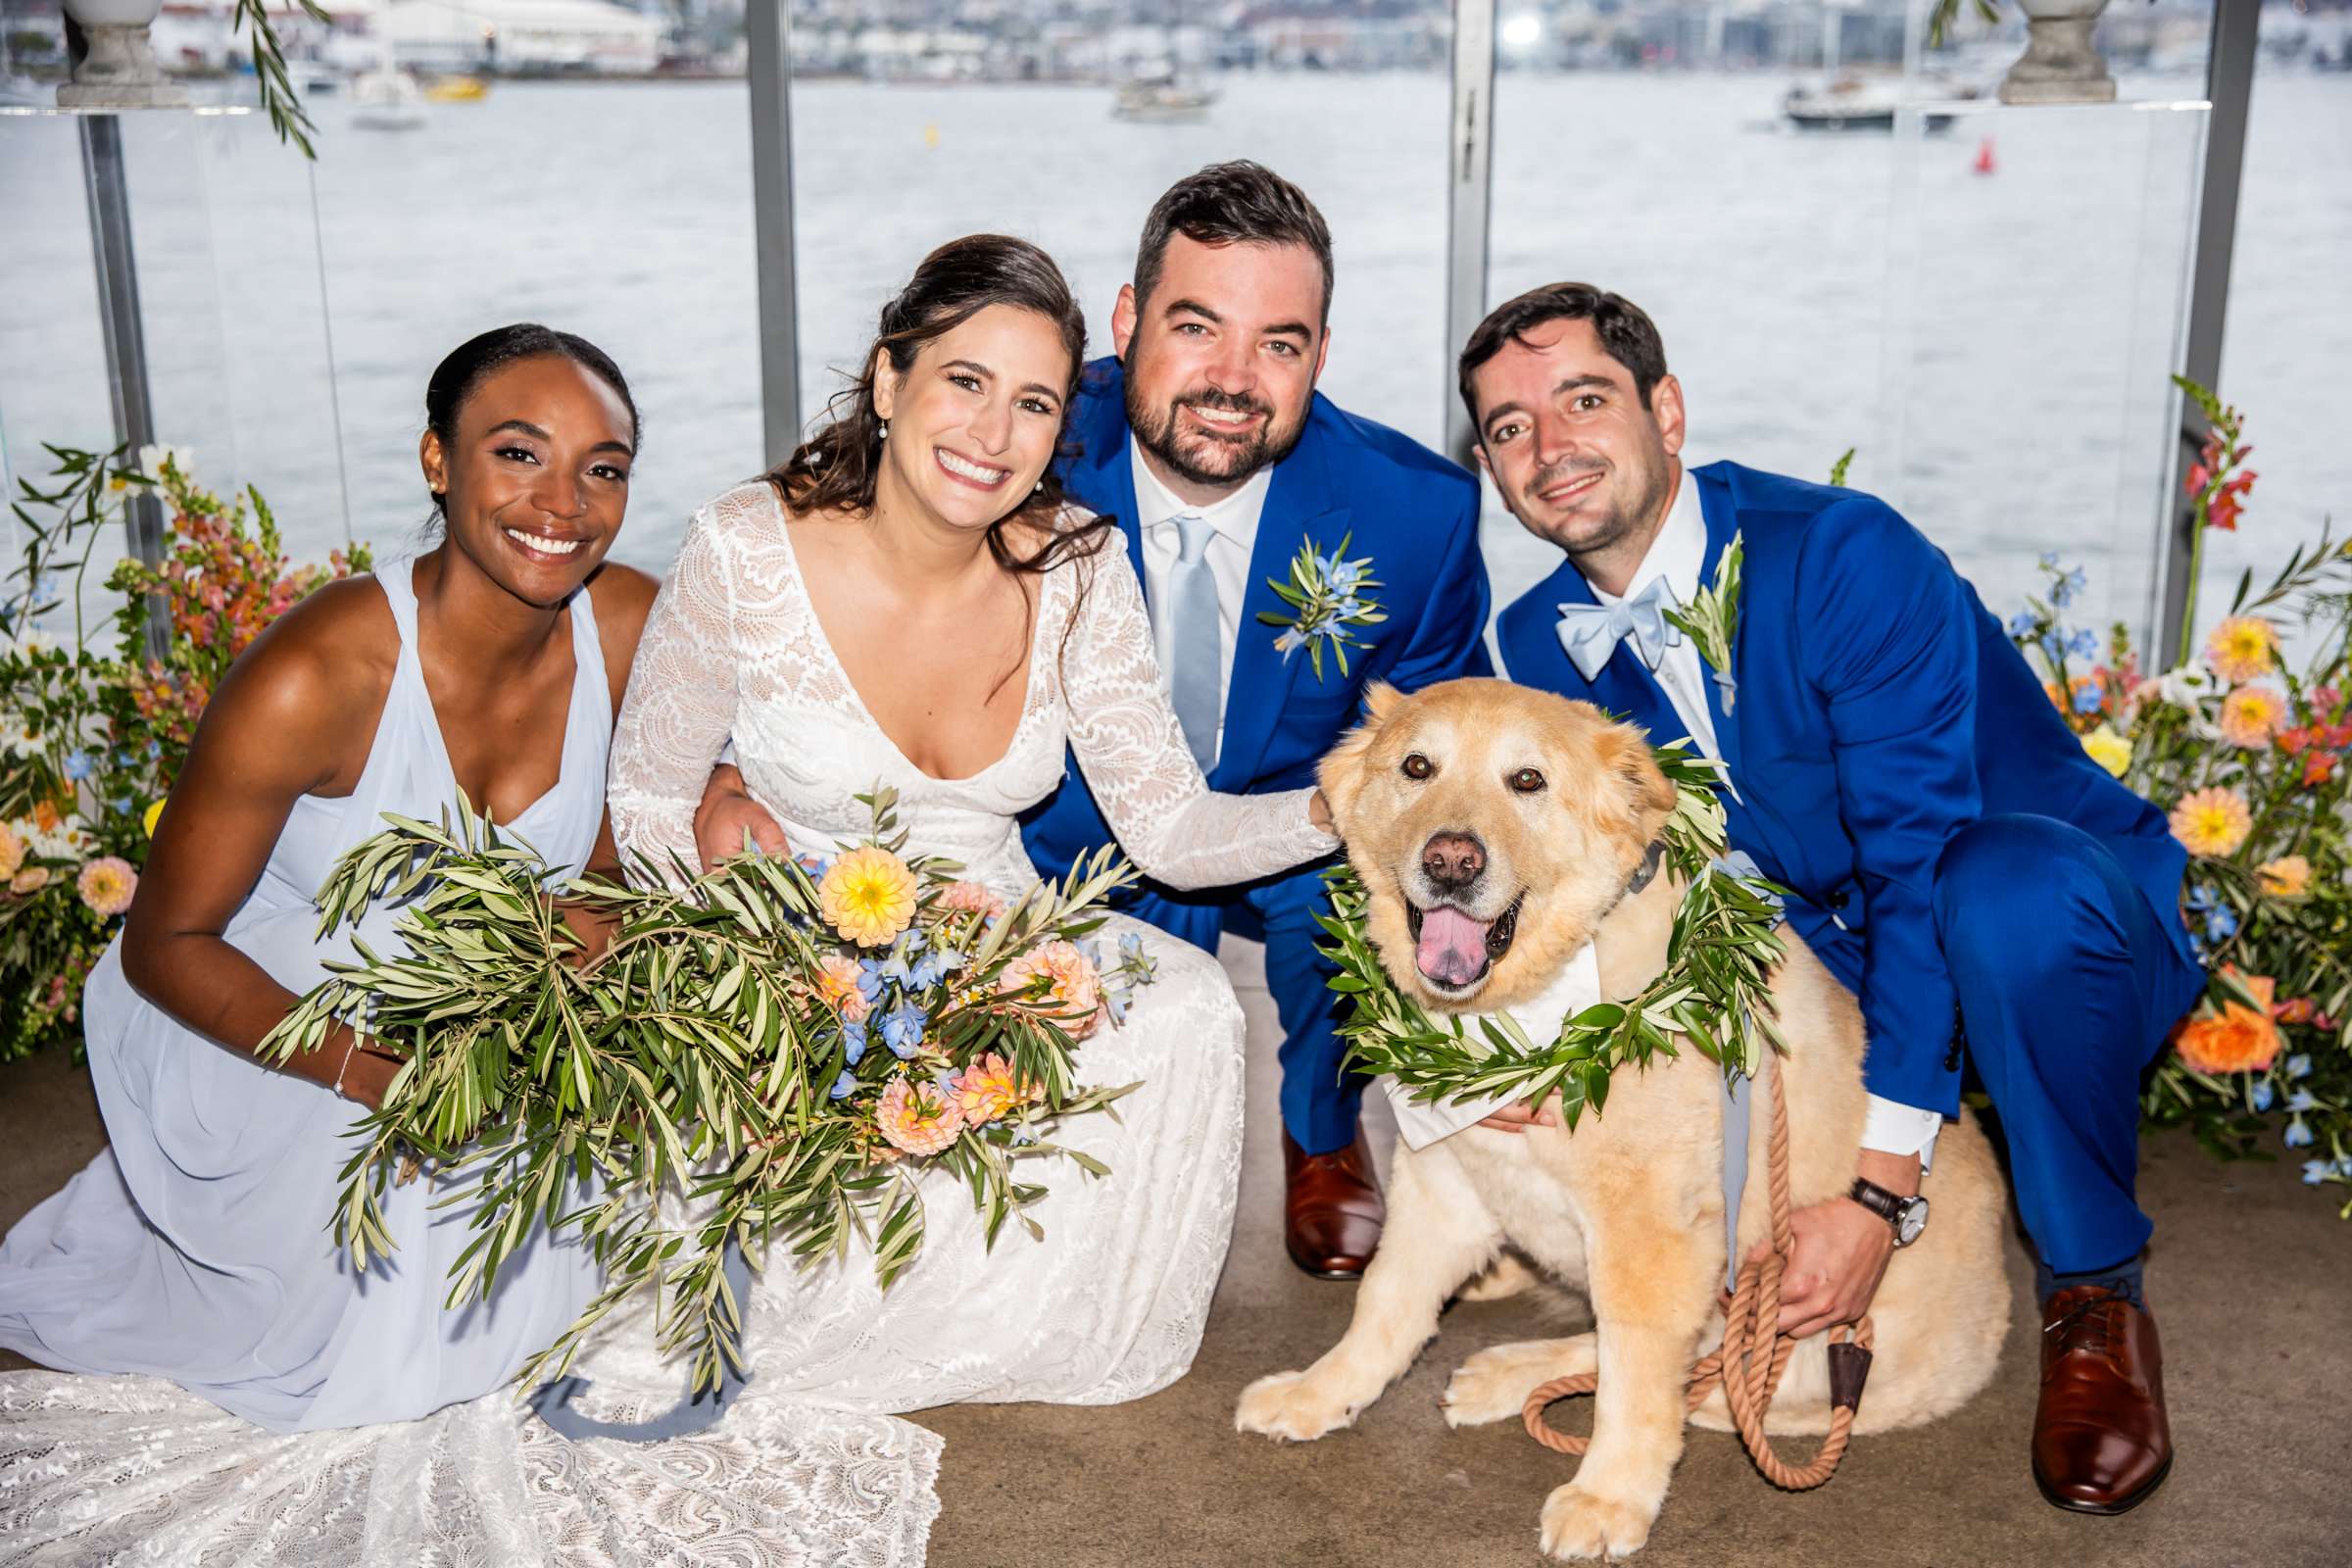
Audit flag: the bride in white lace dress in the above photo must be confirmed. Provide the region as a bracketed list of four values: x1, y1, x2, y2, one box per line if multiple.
[606, 233, 1336, 1434]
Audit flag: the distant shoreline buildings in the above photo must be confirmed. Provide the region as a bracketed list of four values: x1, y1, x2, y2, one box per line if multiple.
[4, 0, 2347, 85]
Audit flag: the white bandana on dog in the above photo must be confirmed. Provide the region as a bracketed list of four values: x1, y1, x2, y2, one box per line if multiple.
[1381, 941, 1606, 1151]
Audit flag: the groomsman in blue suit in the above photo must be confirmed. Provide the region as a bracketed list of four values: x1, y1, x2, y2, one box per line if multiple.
[1462, 283, 2203, 1514]
[1021, 164, 1493, 1279]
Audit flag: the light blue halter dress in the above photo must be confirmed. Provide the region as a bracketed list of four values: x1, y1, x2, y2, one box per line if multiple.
[0, 558, 607, 1433]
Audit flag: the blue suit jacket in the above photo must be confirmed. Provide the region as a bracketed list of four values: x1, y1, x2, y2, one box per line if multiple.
[1021, 357, 1493, 935]
[1495, 461, 2194, 1116]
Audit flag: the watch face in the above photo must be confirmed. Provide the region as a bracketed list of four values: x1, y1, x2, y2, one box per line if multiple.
[1896, 1197, 1930, 1247]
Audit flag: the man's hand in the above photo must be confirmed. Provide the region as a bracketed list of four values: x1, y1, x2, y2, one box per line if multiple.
[1750, 1149, 1918, 1338]
[695, 763, 789, 871]
[1476, 1098, 1559, 1134]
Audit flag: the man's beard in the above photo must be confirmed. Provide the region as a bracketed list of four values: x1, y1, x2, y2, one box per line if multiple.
[1127, 381, 1307, 489]
[1522, 458, 1667, 560]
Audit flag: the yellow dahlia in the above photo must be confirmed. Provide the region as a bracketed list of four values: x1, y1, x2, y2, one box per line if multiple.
[2205, 615, 2278, 683]
[2170, 787, 2252, 858]
[818, 847, 918, 948]
[875, 1075, 965, 1156]
[2080, 724, 2132, 778]
[2218, 685, 2285, 749]
[1001, 940, 1103, 1039]
[75, 857, 137, 918]
[814, 953, 870, 1021]
[953, 1052, 1041, 1126]
[2258, 855, 2312, 898]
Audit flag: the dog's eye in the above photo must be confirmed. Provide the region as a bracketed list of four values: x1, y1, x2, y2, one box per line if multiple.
[1400, 753, 1435, 781]
[1508, 767, 1546, 794]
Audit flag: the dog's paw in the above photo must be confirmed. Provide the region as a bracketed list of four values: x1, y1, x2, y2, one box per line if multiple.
[1235, 1370, 1357, 1443]
[1442, 1348, 1544, 1428]
[1538, 1484, 1655, 1561]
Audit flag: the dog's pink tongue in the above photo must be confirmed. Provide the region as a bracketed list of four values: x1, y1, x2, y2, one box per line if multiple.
[1415, 906, 1492, 987]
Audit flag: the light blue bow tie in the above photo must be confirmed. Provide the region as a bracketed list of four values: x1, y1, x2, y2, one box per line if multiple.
[1555, 577, 1684, 681]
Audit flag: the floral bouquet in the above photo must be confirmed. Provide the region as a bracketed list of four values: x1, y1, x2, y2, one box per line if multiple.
[0, 445, 367, 1059]
[2007, 379, 2352, 1212]
[260, 790, 1157, 1392]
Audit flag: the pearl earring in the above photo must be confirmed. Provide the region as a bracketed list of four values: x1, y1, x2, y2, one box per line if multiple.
[1034, 478, 1044, 493]
[876, 419, 889, 442]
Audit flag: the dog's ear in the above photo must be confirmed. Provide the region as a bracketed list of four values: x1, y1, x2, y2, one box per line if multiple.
[1592, 722, 1678, 836]
[1317, 682, 1402, 831]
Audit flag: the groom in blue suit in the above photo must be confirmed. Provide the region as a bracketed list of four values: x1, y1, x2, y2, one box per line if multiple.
[1463, 284, 2202, 1514]
[1022, 164, 1492, 1279]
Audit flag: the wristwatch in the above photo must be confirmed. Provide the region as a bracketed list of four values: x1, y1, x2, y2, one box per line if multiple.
[1849, 1178, 1930, 1248]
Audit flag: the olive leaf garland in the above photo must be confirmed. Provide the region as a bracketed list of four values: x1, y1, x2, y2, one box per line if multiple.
[1318, 744, 1788, 1127]
[262, 790, 1143, 1396]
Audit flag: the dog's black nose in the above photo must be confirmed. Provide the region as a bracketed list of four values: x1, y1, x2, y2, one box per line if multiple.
[1421, 832, 1486, 890]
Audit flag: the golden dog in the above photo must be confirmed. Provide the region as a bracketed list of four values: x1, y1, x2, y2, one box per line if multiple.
[1236, 679, 2010, 1559]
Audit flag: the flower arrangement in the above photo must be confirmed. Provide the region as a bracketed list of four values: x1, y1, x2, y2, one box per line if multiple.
[0, 445, 368, 1059]
[1258, 535, 1385, 679]
[2007, 380, 2352, 1211]
[260, 790, 1158, 1394]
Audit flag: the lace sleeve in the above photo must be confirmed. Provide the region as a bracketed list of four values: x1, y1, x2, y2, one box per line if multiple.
[608, 504, 741, 883]
[1060, 541, 1338, 891]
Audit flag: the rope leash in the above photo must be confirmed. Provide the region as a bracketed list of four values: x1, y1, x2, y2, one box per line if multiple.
[1520, 1050, 1876, 1491]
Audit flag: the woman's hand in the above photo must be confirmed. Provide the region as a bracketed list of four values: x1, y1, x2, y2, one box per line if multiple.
[1309, 788, 1336, 836]
[696, 763, 791, 871]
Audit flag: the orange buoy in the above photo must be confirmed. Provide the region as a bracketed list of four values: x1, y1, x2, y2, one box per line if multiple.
[1974, 137, 1996, 175]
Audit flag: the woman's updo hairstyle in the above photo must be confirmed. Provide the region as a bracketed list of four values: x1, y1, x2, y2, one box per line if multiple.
[769, 234, 1110, 579]
[422, 323, 641, 520]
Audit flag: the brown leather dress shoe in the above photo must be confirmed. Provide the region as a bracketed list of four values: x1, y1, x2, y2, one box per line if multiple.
[2033, 1286, 2174, 1515]
[1283, 1128, 1385, 1279]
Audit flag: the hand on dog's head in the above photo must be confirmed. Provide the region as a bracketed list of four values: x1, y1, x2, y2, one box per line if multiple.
[1318, 678, 1676, 1014]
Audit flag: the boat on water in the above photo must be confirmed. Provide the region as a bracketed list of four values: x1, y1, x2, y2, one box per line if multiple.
[424, 75, 489, 103]
[350, 66, 426, 130]
[1782, 75, 1966, 134]
[1112, 65, 1216, 123]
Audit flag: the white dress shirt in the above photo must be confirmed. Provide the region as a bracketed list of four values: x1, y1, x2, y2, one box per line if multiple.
[1550, 470, 1943, 1169]
[1132, 441, 1273, 758]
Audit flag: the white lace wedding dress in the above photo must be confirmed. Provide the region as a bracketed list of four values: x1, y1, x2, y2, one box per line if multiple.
[0, 483, 1336, 1566]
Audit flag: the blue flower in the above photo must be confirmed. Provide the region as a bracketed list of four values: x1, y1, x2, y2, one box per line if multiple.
[105, 796, 133, 816]
[2204, 904, 2238, 943]
[2286, 1054, 2313, 1080]
[1011, 1125, 1038, 1147]
[2072, 683, 2104, 714]
[2251, 1078, 2276, 1113]
[794, 852, 832, 878]
[881, 1003, 927, 1058]
[2284, 1118, 2314, 1149]
[63, 751, 92, 781]
[1104, 986, 1133, 1026]
[2008, 612, 2039, 640]
[856, 959, 888, 1004]
[842, 1017, 868, 1066]
[2304, 1158, 2332, 1185]
[910, 944, 964, 989]
[2185, 885, 2218, 912]
[829, 1068, 858, 1102]
[2287, 1089, 2317, 1113]
[2038, 551, 2061, 570]
[2066, 628, 2099, 662]
[1119, 933, 1146, 960]
[145, 740, 161, 759]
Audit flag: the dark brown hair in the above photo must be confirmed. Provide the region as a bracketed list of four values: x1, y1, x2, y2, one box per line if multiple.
[767, 233, 1110, 584]
[1135, 161, 1334, 324]
[1457, 283, 1669, 436]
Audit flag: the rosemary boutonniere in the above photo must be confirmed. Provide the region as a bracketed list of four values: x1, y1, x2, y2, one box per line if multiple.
[1664, 530, 1743, 713]
[1257, 534, 1386, 679]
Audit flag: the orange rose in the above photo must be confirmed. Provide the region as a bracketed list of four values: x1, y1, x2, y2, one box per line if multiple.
[2174, 1003, 2280, 1075]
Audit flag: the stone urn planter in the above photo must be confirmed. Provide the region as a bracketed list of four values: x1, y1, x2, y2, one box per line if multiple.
[59, 0, 188, 108]
[1999, 0, 2117, 105]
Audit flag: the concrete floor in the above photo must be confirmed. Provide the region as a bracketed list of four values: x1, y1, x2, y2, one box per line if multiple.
[5, 939, 2348, 1567]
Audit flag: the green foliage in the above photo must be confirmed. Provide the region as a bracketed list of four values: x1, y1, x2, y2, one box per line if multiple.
[1257, 533, 1386, 680]
[1319, 744, 1788, 1127]
[260, 792, 1148, 1394]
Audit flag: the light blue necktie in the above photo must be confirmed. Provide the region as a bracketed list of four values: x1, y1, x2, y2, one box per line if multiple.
[1166, 514, 1222, 771]
[1555, 576, 1683, 681]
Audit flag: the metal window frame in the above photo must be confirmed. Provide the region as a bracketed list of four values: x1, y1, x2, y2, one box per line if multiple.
[1444, 0, 1498, 466]
[746, 0, 802, 468]
[2154, 0, 2261, 658]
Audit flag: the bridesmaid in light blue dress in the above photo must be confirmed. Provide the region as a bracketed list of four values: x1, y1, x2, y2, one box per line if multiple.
[0, 324, 658, 1433]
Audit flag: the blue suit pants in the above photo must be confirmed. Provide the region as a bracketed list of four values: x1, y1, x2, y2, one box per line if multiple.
[1933, 815, 2206, 1272]
[1124, 858, 1363, 1157]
